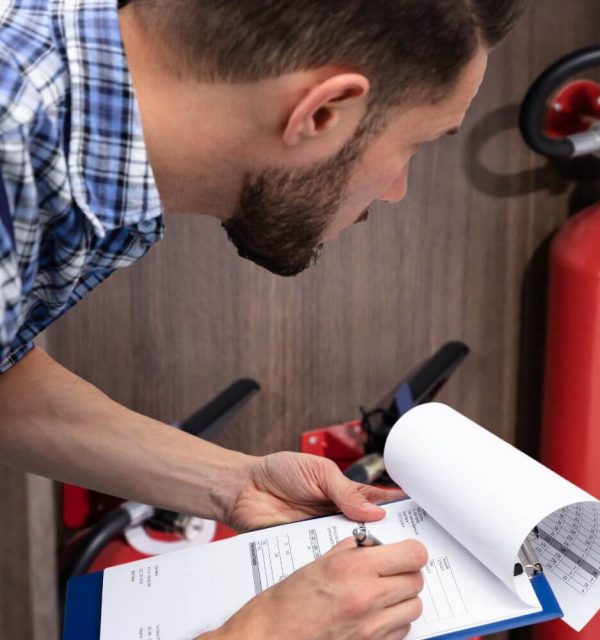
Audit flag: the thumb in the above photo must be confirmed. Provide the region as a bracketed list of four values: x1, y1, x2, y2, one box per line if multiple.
[325, 471, 386, 522]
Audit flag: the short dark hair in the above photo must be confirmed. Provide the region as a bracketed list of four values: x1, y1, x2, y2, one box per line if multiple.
[133, 0, 531, 109]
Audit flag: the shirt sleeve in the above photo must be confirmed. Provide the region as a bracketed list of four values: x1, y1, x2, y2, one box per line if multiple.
[0, 177, 27, 372]
[0, 246, 29, 374]
[0, 46, 40, 136]
[0, 50, 36, 372]
[0, 341, 34, 373]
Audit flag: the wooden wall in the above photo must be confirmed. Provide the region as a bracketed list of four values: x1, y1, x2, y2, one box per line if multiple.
[46, 0, 600, 457]
[0, 336, 60, 640]
[2, 1, 600, 638]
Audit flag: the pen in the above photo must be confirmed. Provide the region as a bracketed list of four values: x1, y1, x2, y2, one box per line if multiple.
[353, 523, 383, 547]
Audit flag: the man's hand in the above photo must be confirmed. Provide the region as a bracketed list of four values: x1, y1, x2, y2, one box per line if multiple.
[203, 537, 427, 640]
[0, 348, 402, 533]
[224, 451, 405, 532]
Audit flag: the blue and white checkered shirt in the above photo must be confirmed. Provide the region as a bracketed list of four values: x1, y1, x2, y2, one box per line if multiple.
[0, 0, 164, 373]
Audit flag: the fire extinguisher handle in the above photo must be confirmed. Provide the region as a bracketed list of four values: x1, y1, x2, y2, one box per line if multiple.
[177, 378, 260, 440]
[520, 45, 600, 158]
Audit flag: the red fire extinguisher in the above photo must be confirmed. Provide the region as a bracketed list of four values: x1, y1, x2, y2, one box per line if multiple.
[521, 46, 600, 639]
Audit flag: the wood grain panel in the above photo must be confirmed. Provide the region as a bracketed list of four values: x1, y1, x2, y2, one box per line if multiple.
[0, 465, 33, 638]
[0, 329, 59, 640]
[6, 1, 595, 638]
[49, 0, 600, 447]
[0, 470, 58, 640]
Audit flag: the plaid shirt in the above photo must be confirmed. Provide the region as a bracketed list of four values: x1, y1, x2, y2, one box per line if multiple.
[0, 0, 164, 373]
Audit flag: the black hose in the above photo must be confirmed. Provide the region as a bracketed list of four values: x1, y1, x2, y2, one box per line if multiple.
[59, 507, 132, 605]
[520, 46, 600, 158]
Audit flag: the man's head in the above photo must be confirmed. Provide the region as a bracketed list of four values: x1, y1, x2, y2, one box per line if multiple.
[121, 0, 531, 276]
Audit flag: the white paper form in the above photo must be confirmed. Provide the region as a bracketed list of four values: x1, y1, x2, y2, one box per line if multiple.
[100, 516, 345, 640]
[99, 500, 540, 640]
[366, 501, 541, 639]
[383, 403, 600, 630]
[533, 504, 600, 630]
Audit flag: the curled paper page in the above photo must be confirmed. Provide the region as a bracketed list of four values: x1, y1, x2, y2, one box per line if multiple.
[383, 403, 600, 631]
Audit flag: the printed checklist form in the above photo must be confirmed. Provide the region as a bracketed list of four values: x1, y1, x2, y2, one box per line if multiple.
[99, 499, 543, 640]
[93, 403, 600, 639]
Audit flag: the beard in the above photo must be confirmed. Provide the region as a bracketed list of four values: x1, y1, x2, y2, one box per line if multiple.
[222, 118, 376, 277]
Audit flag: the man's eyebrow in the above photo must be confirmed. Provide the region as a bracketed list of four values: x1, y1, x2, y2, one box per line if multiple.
[445, 127, 460, 136]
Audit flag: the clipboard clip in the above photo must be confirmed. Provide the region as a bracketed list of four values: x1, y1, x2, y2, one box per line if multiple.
[514, 528, 543, 577]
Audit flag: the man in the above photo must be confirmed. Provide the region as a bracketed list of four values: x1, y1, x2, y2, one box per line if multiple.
[0, 0, 530, 638]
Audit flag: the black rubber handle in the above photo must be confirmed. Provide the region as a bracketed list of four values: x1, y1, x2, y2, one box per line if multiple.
[402, 341, 470, 409]
[178, 378, 260, 440]
[520, 46, 600, 158]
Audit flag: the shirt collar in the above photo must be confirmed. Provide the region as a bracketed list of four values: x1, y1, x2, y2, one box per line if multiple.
[59, 0, 163, 236]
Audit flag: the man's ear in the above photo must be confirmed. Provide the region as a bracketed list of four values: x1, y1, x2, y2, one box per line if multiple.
[282, 73, 370, 147]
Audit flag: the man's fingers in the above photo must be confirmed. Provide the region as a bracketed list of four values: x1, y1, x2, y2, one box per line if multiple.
[379, 598, 423, 638]
[322, 467, 393, 522]
[374, 571, 425, 608]
[382, 627, 412, 640]
[375, 597, 423, 638]
[384, 597, 424, 632]
[371, 539, 429, 577]
[325, 538, 428, 578]
[360, 486, 407, 507]
[316, 457, 407, 522]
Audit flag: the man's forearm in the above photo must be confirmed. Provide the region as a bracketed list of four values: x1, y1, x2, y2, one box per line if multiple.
[0, 347, 254, 521]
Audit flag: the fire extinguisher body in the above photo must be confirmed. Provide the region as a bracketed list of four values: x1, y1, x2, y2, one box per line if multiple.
[536, 203, 600, 640]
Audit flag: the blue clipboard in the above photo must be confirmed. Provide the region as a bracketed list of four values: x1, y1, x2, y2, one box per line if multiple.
[63, 569, 562, 640]
[430, 571, 563, 639]
[63, 571, 104, 640]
